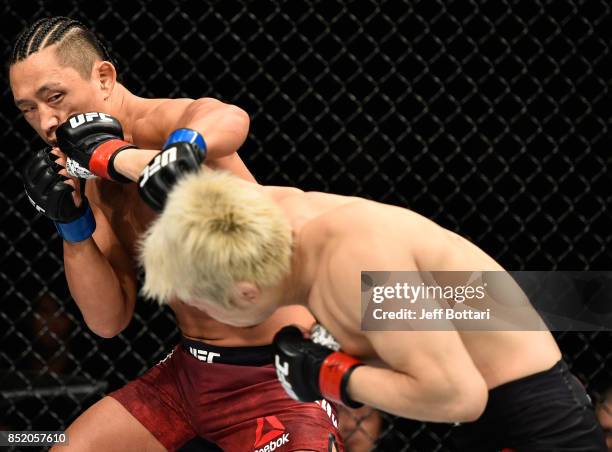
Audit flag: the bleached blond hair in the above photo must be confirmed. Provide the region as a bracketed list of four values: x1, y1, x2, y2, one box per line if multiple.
[139, 171, 293, 307]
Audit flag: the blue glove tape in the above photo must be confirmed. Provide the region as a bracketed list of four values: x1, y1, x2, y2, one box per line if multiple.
[54, 203, 96, 243]
[163, 128, 207, 155]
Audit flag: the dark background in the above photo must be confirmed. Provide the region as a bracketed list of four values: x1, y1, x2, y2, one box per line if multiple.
[0, 1, 611, 451]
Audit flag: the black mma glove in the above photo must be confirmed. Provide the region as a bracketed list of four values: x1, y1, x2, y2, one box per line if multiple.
[273, 325, 363, 408]
[22, 148, 95, 242]
[56, 112, 135, 182]
[138, 128, 207, 212]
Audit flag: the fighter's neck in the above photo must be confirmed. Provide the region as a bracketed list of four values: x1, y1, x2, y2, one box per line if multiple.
[262, 185, 318, 229]
[274, 246, 315, 309]
[274, 190, 322, 309]
[250, 187, 326, 309]
[106, 83, 143, 137]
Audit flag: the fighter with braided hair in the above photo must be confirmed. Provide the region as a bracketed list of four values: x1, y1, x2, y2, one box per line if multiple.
[11, 17, 342, 451]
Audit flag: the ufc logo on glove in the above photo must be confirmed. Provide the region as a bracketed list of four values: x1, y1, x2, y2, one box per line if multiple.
[68, 112, 113, 128]
[25, 193, 46, 214]
[274, 355, 299, 401]
[139, 147, 178, 187]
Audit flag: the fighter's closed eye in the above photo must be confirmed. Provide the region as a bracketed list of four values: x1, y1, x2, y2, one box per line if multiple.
[48, 93, 63, 103]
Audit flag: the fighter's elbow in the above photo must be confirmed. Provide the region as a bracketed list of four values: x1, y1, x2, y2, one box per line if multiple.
[204, 103, 250, 159]
[88, 323, 123, 339]
[228, 104, 250, 128]
[410, 368, 488, 422]
[446, 376, 488, 422]
[202, 99, 250, 139]
[224, 104, 250, 142]
[84, 314, 131, 339]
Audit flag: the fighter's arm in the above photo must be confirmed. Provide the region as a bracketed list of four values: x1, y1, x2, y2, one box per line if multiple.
[22, 149, 137, 338]
[348, 331, 488, 422]
[63, 195, 138, 338]
[57, 99, 252, 210]
[60, 99, 246, 331]
[328, 237, 488, 422]
[114, 98, 252, 182]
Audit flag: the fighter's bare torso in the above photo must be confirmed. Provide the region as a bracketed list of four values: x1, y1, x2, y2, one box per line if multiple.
[85, 96, 314, 346]
[273, 189, 562, 390]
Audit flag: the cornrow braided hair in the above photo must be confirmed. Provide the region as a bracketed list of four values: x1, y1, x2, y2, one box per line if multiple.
[10, 16, 114, 66]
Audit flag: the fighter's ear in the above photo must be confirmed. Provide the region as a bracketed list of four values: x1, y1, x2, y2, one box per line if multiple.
[230, 281, 261, 308]
[94, 60, 116, 98]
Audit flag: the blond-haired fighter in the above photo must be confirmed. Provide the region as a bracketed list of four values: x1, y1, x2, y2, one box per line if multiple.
[141, 171, 607, 451]
[11, 17, 341, 451]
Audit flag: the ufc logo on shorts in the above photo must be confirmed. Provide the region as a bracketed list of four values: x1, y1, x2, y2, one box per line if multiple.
[139, 147, 178, 187]
[69, 112, 112, 128]
[274, 355, 299, 401]
[188, 347, 220, 363]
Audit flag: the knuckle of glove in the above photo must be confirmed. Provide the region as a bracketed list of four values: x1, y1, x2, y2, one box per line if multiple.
[46, 152, 64, 173]
[22, 149, 55, 189]
[275, 326, 332, 362]
[173, 142, 204, 170]
[48, 184, 84, 222]
[274, 326, 308, 355]
[22, 149, 82, 222]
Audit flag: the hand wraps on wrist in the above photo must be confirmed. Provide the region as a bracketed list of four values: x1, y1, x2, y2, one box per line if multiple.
[54, 201, 96, 242]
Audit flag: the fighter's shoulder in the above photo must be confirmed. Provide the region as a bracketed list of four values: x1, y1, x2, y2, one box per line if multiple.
[300, 199, 381, 258]
[317, 197, 384, 232]
[130, 97, 195, 146]
[142, 96, 227, 120]
[142, 97, 195, 118]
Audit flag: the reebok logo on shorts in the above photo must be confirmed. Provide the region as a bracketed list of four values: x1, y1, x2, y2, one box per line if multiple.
[253, 416, 290, 452]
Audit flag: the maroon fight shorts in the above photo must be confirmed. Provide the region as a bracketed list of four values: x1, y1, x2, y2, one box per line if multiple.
[110, 337, 343, 451]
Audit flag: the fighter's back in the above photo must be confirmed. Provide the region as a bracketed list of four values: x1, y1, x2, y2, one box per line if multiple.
[287, 191, 562, 390]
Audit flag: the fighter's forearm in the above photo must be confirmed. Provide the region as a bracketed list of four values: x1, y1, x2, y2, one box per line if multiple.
[346, 365, 487, 423]
[111, 148, 159, 182]
[112, 147, 257, 184]
[63, 240, 135, 338]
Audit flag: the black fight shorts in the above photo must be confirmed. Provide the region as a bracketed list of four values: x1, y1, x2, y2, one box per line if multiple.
[451, 360, 606, 452]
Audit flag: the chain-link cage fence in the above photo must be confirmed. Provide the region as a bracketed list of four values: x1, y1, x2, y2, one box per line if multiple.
[0, 1, 611, 451]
